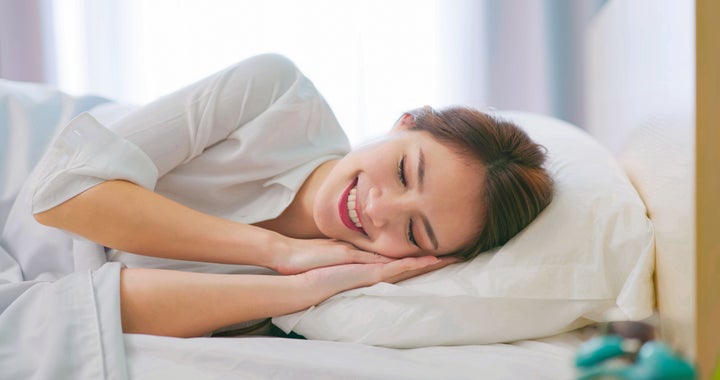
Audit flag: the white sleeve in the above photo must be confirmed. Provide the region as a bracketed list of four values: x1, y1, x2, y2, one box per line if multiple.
[0, 262, 127, 379]
[29, 54, 303, 213]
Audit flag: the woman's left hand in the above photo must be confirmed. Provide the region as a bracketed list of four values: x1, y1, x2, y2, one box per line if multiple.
[271, 237, 393, 275]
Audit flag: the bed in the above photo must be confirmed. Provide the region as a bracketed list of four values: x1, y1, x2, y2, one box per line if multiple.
[0, 0, 707, 379]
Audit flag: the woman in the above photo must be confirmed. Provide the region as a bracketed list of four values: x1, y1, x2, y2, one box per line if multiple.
[22, 54, 552, 338]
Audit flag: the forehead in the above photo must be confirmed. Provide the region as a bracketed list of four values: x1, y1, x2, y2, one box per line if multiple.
[411, 131, 485, 254]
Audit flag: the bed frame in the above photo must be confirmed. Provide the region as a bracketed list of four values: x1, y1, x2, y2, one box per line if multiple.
[586, 0, 719, 377]
[695, 0, 720, 377]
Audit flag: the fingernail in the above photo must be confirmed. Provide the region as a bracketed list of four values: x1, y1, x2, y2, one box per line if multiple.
[424, 257, 440, 266]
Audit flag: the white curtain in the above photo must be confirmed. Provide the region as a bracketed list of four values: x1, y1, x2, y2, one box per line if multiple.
[0, 0, 56, 83]
[1, 0, 606, 143]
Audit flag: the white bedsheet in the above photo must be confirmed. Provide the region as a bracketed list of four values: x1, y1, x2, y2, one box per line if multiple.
[125, 332, 581, 380]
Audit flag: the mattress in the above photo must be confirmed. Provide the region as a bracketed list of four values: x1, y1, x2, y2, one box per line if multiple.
[124, 331, 583, 379]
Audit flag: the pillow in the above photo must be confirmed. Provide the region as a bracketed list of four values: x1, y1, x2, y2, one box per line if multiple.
[273, 111, 655, 348]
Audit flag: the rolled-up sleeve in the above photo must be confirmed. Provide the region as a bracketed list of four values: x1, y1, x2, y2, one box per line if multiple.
[29, 113, 159, 213]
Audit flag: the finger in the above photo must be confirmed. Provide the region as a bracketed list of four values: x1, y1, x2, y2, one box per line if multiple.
[379, 256, 440, 281]
[351, 251, 394, 264]
[385, 256, 460, 284]
[328, 240, 393, 264]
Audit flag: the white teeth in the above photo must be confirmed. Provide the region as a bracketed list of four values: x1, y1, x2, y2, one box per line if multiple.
[347, 186, 363, 229]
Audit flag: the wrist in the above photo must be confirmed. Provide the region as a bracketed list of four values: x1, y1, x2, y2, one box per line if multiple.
[257, 228, 291, 271]
[294, 265, 365, 307]
[292, 271, 334, 308]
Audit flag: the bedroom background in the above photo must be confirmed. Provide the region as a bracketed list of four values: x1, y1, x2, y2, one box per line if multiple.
[0, 0, 605, 144]
[2, 0, 716, 377]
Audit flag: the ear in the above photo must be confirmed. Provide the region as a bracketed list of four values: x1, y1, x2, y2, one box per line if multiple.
[392, 113, 415, 132]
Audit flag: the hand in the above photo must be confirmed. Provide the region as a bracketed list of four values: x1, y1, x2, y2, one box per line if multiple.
[383, 255, 461, 283]
[271, 237, 393, 275]
[299, 255, 460, 304]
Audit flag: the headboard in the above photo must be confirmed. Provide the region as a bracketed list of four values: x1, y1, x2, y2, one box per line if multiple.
[584, 0, 695, 362]
[585, 0, 720, 377]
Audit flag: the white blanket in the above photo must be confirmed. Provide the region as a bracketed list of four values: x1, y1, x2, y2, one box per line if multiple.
[0, 79, 129, 379]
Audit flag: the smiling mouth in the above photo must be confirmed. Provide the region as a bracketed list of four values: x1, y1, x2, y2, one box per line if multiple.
[338, 177, 367, 235]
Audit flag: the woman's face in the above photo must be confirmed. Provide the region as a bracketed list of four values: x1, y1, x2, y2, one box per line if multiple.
[313, 116, 485, 258]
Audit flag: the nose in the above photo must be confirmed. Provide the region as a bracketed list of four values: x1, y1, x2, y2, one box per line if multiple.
[365, 187, 408, 228]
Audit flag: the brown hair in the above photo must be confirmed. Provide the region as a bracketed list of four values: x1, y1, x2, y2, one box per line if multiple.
[407, 106, 554, 260]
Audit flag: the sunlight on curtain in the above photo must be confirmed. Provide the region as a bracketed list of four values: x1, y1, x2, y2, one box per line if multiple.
[51, 0, 439, 143]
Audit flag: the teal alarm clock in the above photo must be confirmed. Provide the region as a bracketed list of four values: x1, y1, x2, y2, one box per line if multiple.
[575, 321, 696, 380]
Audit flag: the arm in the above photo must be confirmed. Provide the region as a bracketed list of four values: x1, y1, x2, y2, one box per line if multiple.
[35, 179, 280, 268]
[120, 255, 445, 337]
[34, 179, 389, 273]
[33, 56, 289, 268]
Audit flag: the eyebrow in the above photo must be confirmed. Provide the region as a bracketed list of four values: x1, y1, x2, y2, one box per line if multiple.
[418, 148, 426, 191]
[417, 149, 439, 251]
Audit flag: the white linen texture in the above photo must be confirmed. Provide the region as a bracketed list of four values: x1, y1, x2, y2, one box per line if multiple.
[273, 111, 655, 348]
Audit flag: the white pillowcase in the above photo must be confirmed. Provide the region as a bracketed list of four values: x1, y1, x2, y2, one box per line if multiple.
[273, 111, 655, 348]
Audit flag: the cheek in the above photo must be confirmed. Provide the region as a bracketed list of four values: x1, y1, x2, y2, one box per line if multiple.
[313, 187, 345, 239]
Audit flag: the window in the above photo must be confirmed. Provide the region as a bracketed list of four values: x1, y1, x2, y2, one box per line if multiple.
[51, 0, 440, 143]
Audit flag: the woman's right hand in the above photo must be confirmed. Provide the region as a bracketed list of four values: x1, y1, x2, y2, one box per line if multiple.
[297, 255, 458, 305]
[270, 236, 394, 275]
[118, 256, 455, 338]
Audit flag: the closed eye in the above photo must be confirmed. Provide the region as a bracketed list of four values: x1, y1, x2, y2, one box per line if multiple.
[407, 219, 419, 247]
[397, 155, 407, 187]
[398, 155, 418, 248]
